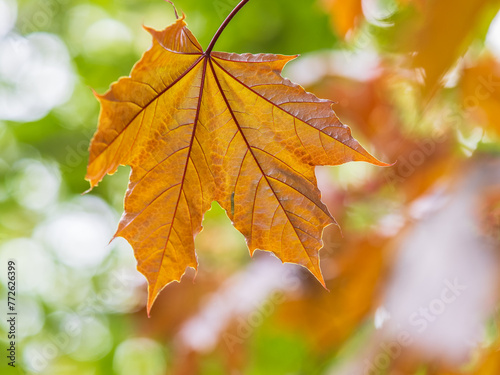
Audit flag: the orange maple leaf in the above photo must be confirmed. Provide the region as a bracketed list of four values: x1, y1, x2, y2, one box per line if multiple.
[86, 0, 387, 314]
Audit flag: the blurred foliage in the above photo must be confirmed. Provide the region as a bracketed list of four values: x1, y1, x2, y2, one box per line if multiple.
[2, 0, 500, 374]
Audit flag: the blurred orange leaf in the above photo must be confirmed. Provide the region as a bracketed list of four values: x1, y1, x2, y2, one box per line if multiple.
[401, 0, 500, 96]
[322, 0, 363, 38]
[86, 9, 387, 313]
[275, 234, 387, 352]
[474, 348, 500, 375]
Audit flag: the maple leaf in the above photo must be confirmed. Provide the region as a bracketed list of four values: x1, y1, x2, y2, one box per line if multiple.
[397, 0, 499, 97]
[86, 0, 387, 313]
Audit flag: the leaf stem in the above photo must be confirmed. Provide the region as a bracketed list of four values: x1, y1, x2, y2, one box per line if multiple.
[205, 0, 251, 55]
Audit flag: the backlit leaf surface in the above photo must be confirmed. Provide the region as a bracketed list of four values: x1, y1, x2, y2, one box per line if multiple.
[86, 15, 386, 312]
